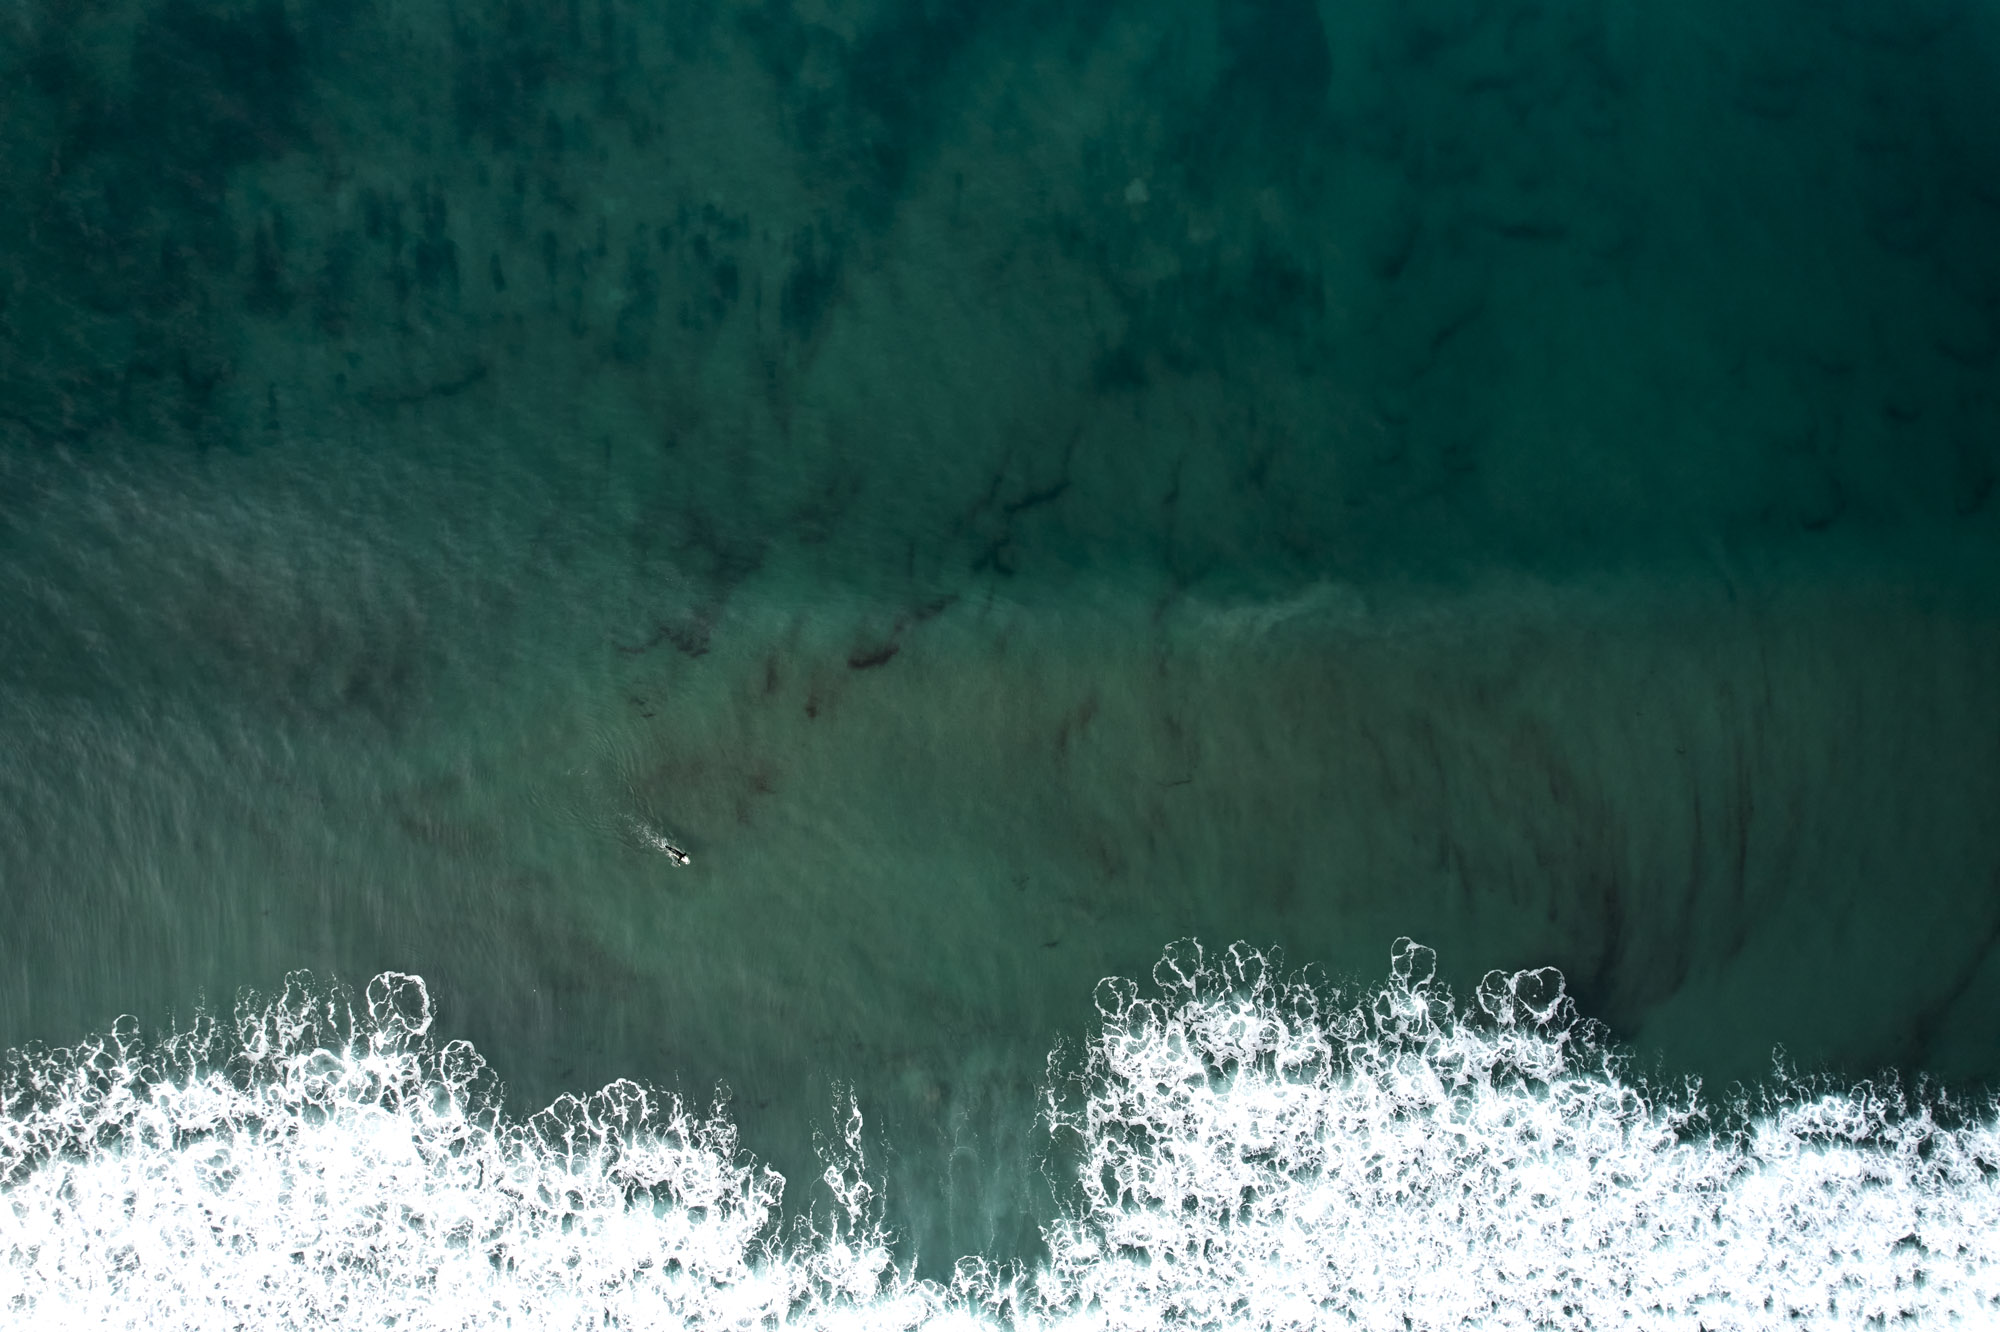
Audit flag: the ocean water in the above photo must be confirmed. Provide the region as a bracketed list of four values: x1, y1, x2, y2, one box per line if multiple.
[3, 0, 1999, 1324]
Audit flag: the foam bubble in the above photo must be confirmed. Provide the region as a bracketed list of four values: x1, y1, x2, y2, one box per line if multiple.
[1030, 939, 2000, 1330]
[0, 971, 916, 1331]
[5, 943, 1998, 1330]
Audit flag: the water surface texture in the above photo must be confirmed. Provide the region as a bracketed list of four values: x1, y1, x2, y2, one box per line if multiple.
[2, 0, 1999, 1320]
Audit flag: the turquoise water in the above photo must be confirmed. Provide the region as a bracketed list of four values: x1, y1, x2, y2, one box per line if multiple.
[3, 0, 1999, 1322]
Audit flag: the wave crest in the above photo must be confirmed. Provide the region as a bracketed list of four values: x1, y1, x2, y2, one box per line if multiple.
[5, 943, 2000, 1329]
[1036, 938, 2000, 1329]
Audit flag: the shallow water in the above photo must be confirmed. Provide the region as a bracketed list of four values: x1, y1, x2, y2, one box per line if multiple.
[3, 0, 1999, 1317]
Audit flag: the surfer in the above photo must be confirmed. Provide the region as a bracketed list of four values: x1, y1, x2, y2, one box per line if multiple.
[629, 817, 692, 866]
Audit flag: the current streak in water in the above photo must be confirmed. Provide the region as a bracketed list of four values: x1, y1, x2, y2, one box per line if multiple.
[3, 941, 1997, 1330]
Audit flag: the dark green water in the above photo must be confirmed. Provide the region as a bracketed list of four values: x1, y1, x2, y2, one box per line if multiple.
[3, 0, 1998, 1273]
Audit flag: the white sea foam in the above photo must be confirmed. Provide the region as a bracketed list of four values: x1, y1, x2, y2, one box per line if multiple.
[4, 943, 1997, 1330]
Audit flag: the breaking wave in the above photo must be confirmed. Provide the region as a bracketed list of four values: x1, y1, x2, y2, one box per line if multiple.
[5, 940, 1998, 1329]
